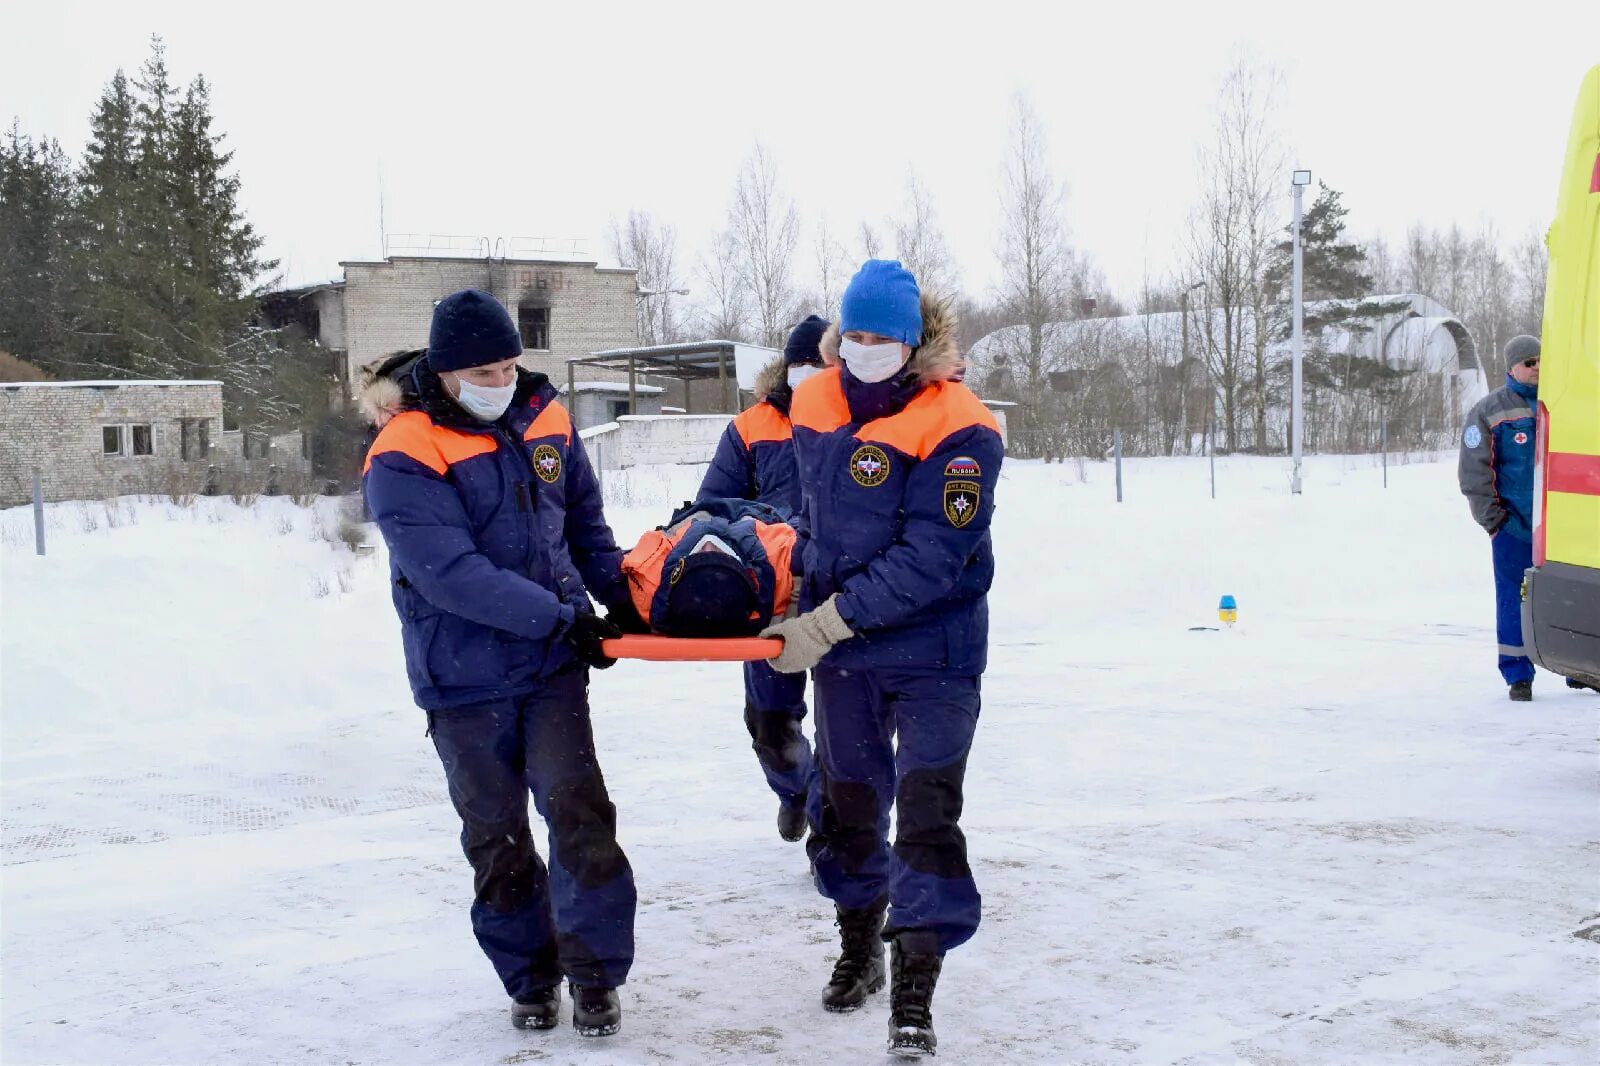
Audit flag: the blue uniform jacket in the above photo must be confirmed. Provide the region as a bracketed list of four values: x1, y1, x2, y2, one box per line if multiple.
[695, 386, 800, 517]
[363, 360, 627, 710]
[1458, 374, 1538, 540]
[790, 339, 1004, 675]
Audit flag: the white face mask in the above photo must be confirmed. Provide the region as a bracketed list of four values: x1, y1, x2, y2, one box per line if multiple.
[453, 377, 517, 421]
[787, 365, 822, 389]
[839, 338, 907, 384]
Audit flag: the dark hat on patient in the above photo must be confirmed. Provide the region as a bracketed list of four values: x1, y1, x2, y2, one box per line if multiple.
[662, 552, 761, 637]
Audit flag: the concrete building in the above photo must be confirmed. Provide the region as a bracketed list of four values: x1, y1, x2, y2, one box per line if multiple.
[0, 381, 309, 506]
[263, 249, 641, 392]
[561, 381, 665, 428]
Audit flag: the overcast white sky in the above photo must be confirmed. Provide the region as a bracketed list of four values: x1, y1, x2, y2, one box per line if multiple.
[4, 0, 1596, 309]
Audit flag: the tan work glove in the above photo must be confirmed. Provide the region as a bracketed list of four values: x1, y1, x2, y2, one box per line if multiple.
[760, 594, 853, 674]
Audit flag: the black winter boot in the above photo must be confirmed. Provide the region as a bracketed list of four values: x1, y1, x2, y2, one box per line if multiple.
[1509, 680, 1533, 701]
[887, 937, 943, 1058]
[821, 904, 886, 1012]
[510, 984, 560, 1030]
[777, 799, 807, 842]
[569, 982, 621, 1037]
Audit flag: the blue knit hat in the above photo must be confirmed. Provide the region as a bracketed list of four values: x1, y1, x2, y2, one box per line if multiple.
[783, 315, 829, 366]
[427, 289, 523, 372]
[840, 260, 922, 347]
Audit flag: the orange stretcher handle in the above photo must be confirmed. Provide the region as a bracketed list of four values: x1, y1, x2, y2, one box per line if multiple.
[599, 635, 784, 662]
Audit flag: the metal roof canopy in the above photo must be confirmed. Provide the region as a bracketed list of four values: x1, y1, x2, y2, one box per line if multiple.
[568, 340, 780, 416]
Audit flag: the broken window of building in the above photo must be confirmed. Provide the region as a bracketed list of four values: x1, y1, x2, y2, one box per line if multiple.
[102, 426, 124, 455]
[131, 425, 153, 456]
[181, 419, 210, 461]
[519, 305, 550, 351]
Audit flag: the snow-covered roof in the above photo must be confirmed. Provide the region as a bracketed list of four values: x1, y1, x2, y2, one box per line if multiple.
[968, 294, 1478, 377]
[0, 380, 223, 389]
[560, 381, 666, 395]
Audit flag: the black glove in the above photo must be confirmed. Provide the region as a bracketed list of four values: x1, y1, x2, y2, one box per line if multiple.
[563, 611, 622, 670]
[605, 597, 651, 635]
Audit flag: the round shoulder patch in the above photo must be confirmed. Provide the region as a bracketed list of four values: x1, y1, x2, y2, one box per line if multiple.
[532, 443, 563, 483]
[1462, 424, 1483, 449]
[849, 444, 891, 488]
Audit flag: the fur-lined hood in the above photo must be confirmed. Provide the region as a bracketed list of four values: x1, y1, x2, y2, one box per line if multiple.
[356, 349, 423, 426]
[817, 293, 962, 386]
[753, 355, 789, 402]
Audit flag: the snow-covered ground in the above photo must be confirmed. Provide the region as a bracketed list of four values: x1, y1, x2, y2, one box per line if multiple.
[2, 455, 1595, 1065]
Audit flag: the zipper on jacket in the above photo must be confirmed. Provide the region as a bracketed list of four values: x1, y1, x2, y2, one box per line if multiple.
[496, 425, 549, 581]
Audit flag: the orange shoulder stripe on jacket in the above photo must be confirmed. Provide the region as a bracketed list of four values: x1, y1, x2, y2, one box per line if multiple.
[789, 368, 849, 433]
[364, 411, 497, 475]
[524, 400, 573, 444]
[858, 382, 1001, 459]
[735, 402, 793, 446]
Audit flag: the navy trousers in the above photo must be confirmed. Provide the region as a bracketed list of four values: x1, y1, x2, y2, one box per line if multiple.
[428, 666, 635, 998]
[1492, 532, 1536, 685]
[743, 659, 816, 810]
[806, 664, 982, 954]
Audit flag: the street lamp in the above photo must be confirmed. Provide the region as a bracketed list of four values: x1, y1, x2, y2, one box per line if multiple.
[1290, 169, 1311, 495]
[633, 287, 690, 346]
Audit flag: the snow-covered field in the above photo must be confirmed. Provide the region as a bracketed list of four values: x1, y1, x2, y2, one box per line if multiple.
[2, 455, 1595, 1065]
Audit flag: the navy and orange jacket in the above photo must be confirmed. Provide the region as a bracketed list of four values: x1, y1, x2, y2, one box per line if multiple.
[362, 359, 626, 710]
[621, 499, 796, 633]
[695, 358, 800, 516]
[791, 297, 1003, 674]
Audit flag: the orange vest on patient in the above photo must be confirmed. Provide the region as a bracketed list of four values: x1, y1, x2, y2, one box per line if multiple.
[621, 500, 796, 637]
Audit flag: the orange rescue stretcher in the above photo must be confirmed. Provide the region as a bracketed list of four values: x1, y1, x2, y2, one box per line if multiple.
[599, 635, 784, 662]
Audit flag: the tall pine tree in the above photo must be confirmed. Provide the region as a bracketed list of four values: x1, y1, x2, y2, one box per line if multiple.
[70, 67, 144, 376]
[67, 36, 280, 420]
[0, 122, 75, 372]
[1264, 183, 1373, 303]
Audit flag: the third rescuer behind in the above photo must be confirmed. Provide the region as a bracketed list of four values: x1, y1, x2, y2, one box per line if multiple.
[760, 259, 1004, 1058]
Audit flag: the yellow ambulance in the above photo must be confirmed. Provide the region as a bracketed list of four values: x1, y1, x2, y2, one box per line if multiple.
[1523, 63, 1600, 686]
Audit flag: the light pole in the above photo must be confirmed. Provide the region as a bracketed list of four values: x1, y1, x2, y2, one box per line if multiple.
[1290, 169, 1311, 496]
[634, 287, 690, 346]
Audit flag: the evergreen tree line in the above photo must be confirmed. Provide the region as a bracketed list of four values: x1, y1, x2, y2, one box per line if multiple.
[0, 37, 332, 435]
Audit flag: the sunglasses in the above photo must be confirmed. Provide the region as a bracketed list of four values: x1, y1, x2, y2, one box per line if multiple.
[1519, 357, 1540, 368]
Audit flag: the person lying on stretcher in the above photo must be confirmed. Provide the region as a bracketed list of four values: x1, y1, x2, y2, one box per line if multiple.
[619, 499, 798, 637]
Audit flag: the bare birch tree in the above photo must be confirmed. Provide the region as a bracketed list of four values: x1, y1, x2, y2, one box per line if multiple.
[992, 93, 1081, 440]
[1510, 227, 1547, 340]
[1186, 58, 1285, 451]
[892, 171, 960, 298]
[728, 144, 801, 347]
[813, 216, 851, 321]
[607, 210, 683, 345]
[858, 221, 882, 261]
[695, 228, 751, 342]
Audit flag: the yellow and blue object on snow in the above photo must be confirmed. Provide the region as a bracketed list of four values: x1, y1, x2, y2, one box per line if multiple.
[1218, 595, 1238, 626]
